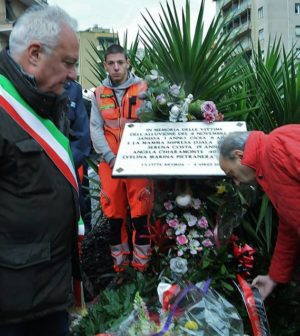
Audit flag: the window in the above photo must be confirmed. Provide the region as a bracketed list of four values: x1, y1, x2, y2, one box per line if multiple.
[295, 3, 300, 14]
[258, 29, 264, 40]
[258, 7, 263, 19]
[296, 25, 300, 36]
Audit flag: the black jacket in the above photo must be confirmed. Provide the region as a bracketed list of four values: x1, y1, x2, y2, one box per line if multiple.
[0, 49, 80, 324]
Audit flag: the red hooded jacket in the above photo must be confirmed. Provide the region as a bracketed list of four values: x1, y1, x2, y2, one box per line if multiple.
[242, 125, 300, 283]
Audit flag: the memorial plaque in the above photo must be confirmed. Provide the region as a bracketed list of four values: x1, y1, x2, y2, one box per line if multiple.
[112, 121, 247, 178]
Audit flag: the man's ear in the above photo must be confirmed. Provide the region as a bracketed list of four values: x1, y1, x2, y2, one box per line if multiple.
[233, 149, 244, 160]
[103, 61, 108, 72]
[27, 42, 43, 66]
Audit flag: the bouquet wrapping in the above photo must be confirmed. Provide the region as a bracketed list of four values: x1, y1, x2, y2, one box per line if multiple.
[106, 280, 244, 336]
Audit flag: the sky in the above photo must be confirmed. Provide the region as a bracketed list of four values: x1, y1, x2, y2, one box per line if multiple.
[48, 0, 216, 44]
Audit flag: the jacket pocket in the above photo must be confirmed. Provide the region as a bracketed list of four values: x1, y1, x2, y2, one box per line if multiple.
[15, 138, 52, 194]
[0, 242, 50, 314]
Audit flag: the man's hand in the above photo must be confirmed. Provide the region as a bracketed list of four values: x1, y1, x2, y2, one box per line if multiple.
[251, 275, 277, 300]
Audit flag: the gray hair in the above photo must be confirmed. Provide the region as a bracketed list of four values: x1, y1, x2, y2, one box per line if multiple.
[218, 131, 250, 159]
[9, 5, 78, 59]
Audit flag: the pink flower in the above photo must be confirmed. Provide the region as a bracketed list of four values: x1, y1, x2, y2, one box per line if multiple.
[177, 235, 188, 245]
[202, 239, 214, 247]
[203, 111, 216, 123]
[198, 216, 208, 229]
[167, 218, 179, 228]
[204, 229, 213, 238]
[201, 101, 218, 114]
[164, 200, 174, 211]
[201, 101, 218, 123]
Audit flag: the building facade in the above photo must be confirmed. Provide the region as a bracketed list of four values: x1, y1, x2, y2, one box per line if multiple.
[0, 0, 47, 49]
[77, 25, 118, 89]
[213, 0, 300, 58]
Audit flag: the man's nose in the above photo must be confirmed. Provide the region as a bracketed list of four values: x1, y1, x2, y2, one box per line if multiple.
[67, 66, 77, 81]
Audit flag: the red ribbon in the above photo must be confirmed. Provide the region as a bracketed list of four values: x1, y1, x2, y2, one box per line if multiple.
[162, 284, 181, 311]
[232, 239, 255, 278]
[237, 275, 265, 336]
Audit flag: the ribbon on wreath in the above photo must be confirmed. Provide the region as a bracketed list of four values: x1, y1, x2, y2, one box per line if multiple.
[232, 236, 255, 278]
[236, 274, 271, 336]
[230, 238, 270, 336]
[214, 224, 270, 336]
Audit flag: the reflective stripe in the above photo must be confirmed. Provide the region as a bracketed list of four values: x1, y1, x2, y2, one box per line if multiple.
[100, 103, 115, 110]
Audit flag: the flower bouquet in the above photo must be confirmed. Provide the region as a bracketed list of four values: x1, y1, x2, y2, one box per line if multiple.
[137, 70, 223, 123]
[162, 195, 215, 260]
[105, 280, 244, 336]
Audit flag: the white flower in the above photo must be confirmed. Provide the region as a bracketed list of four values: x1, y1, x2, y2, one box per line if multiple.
[188, 229, 200, 239]
[189, 239, 200, 255]
[175, 194, 192, 207]
[170, 257, 188, 274]
[191, 198, 201, 210]
[147, 69, 164, 82]
[175, 223, 187, 235]
[183, 212, 197, 226]
[169, 84, 181, 97]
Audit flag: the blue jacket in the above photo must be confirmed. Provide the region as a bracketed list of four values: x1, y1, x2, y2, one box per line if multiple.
[65, 81, 91, 168]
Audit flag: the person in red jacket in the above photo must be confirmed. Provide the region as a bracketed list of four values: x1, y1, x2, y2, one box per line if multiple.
[218, 125, 300, 300]
[90, 44, 153, 272]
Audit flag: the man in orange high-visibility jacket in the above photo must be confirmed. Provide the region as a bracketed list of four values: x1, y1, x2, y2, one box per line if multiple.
[90, 44, 153, 272]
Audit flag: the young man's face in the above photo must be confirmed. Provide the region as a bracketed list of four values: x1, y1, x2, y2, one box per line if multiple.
[219, 150, 256, 186]
[34, 24, 79, 95]
[104, 53, 130, 85]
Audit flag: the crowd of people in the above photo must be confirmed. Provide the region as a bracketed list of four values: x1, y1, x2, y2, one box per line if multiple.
[0, 3, 299, 336]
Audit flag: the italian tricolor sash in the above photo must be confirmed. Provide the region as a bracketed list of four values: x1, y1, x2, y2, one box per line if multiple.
[0, 75, 78, 193]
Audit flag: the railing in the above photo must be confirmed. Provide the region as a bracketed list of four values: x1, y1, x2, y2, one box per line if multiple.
[229, 22, 252, 39]
[231, 1, 251, 17]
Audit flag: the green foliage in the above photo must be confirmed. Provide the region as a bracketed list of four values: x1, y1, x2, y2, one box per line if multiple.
[139, 0, 250, 118]
[241, 39, 300, 132]
[71, 283, 136, 335]
[71, 270, 160, 335]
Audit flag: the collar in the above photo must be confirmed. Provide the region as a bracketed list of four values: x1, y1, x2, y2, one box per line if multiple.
[242, 131, 266, 180]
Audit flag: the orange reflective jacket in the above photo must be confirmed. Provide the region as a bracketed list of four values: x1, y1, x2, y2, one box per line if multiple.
[95, 81, 147, 154]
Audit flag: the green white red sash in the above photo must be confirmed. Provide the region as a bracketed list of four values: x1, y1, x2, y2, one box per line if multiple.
[0, 75, 78, 193]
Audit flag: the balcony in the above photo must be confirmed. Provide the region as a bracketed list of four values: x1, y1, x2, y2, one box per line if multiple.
[229, 22, 252, 40]
[231, 2, 251, 18]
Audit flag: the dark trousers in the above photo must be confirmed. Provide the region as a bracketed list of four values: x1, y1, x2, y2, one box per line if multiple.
[0, 311, 69, 336]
